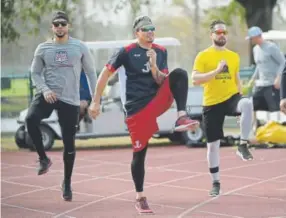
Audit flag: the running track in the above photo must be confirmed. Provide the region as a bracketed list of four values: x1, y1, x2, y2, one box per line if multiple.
[1, 146, 286, 218]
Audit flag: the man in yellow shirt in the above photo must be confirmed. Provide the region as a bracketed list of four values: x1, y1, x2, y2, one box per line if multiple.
[192, 20, 254, 197]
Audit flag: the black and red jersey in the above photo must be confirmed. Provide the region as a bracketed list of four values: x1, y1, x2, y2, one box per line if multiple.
[106, 43, 168, 116]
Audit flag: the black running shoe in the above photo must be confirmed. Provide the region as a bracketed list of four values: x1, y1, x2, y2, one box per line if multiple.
[61, 181, 72, 201]
[236, 144, 253, 161]
[37, 157, 52, 175]
[209, 181, 220, 197]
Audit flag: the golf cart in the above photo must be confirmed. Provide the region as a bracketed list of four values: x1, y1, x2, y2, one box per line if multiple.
[15, 37, 206, 151]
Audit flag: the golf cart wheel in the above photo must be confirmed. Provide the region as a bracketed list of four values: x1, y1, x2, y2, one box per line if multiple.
[168, 132, 181, 144]
[15, 125, 29, 149]
[27, 125, 55, 151]
[180, 124, 205, 147]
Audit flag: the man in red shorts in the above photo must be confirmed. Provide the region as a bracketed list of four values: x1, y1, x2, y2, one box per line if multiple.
[88, 15, 199, 214]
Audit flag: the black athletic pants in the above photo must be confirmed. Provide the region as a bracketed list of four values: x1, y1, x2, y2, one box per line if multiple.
[26, 93, 79, 184]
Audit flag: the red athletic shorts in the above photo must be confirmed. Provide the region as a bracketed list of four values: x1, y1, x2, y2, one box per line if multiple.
[125, 77, 174, 152]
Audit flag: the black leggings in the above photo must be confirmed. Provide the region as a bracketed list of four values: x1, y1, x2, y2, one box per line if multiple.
[26, 94, 79, 183]
[169, 68, 188, 111]
[131, 146, 148, 192]
[131, 68, 189, 192]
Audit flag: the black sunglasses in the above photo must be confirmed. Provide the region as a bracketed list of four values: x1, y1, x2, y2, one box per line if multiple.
[52, 21, 67, 27]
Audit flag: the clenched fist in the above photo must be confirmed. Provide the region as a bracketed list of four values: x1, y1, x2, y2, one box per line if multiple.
[88, 101, 101, 119]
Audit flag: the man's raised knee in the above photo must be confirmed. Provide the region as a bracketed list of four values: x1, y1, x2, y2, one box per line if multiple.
[170, 68, 188, 79]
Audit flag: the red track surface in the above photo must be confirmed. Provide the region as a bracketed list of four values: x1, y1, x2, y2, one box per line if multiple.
[1, 146, 286, 218]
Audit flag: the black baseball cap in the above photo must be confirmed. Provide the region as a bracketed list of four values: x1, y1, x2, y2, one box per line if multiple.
[52, 11, 69, 23]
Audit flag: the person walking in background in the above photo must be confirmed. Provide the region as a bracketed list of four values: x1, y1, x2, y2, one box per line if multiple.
[246, 26, 285, 127]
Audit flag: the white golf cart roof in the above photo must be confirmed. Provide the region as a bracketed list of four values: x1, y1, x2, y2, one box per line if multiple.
[262, 30, 286, 40]
[85, 37, 181, 50]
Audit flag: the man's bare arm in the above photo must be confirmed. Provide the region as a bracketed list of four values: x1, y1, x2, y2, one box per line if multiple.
[247, 66, 258, 87]
[147, 48, 167, 85]
[92, 67, 113, 103]
[192, 60, 226, 85]
[192, 70, 219, 85]
[150, 66, 166, 85]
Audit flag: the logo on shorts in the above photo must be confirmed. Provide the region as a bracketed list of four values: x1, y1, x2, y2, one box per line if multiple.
[55, 51, 68, 63]
[134, 140, 142, 149]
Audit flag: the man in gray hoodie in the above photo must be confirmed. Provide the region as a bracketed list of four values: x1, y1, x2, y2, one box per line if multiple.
[246, 26, 285, 126]
[26, 11, 96, 201]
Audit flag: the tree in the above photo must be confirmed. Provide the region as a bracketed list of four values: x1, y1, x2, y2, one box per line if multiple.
[203, 1, 246, 29]
[204, 0, 282, 64]
[114, 0, 151, 37]
[1, 0, 19, 42]
[204, 0, 282, 34]
[236, 0, 279, 64]
[115, 0, 151, 19]
[171, 0, 201, 57]
[235, 0, 277, 32]
[1, 0, 78, 43]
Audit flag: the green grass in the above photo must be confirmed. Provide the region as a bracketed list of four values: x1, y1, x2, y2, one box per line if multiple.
[1, 79, 30, 114]
[1, 97, 29, 112]
[1, 79, 30, 97]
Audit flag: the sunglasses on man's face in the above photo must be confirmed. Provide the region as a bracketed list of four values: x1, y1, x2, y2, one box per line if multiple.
[213, 30, 228, 35]
[52, 21, 68, 27]
[140, 26, 155, 32]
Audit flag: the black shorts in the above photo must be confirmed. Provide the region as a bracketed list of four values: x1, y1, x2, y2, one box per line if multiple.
[203, 93, 242, 143]
[252, 86, 280, 112]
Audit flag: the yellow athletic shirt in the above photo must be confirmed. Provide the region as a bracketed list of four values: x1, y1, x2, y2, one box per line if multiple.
[193, 47, 240, 106]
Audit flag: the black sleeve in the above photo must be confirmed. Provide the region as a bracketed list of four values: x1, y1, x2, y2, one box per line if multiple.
[281, 71, 286, 100]
[106, 47, 126, 73]
[158, 50, 168, 74]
